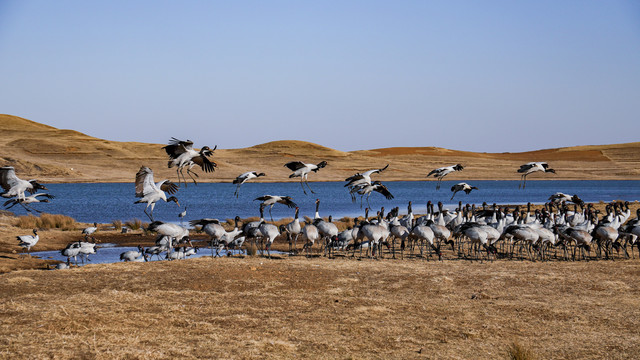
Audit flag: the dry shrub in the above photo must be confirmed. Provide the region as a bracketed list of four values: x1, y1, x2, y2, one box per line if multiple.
[125, 219, 143, 230]
[246, 243, 258, 256]
[507, 342, 537, 360]
[111, 219, 122, 231]
[15, 213, 76, 230]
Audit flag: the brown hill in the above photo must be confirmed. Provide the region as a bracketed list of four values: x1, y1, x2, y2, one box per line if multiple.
[1, 114, 638, 182]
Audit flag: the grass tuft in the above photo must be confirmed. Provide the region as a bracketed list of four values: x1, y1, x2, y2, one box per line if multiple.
[111, 219, 122, 231]
[506, 342, 537, 360]
[15, 213, 76, 230]
[124, 219, 143, 230]
[246, 243, 258, 256]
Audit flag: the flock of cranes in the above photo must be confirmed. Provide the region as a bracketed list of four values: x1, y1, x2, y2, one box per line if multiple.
[6, 139, 634, 266]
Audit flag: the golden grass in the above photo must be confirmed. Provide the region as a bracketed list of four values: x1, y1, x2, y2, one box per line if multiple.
[111, 219, 122, 231]
[2, 114, 640, 183]
[0, 257, 639, 359]
[14, 213, 76, 230]
[507, 342, 538, 360]
[124, 218, 143, 231]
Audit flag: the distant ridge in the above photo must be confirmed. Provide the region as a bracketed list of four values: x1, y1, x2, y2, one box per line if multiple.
[1, 114, 639, 182]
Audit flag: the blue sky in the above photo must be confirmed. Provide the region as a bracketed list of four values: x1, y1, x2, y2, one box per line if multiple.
[1, 1, 639, 152]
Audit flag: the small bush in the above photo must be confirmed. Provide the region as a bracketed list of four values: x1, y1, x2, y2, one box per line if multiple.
[246, 243, 258, 256]
[506, 342, 537, 360]
[15, 213, 76, 230]
[125, 219, 143, 230]
[111, 220, 122, 231]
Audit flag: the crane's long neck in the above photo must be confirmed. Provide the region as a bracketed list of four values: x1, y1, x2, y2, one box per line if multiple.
[314, 201, 320, 219]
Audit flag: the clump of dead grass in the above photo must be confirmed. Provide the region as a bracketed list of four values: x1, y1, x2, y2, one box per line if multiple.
[506, 342, 537, 360]
[246, 243, 258, 256]
[14, 213, 76, 230]
[111, 219, 122, 231]
[124, 219, 143, 231]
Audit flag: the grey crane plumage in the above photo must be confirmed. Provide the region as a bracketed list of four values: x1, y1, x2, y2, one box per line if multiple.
[134, 166, 180, 221]
[427, 164, 464, 190]
[233, 171, 266, 197]
[284, 161, 327, 195]
[518, 162, 555, 189]
[0, 166, 47, 200]
[163, 138, 217, 187]
[3, 193, 54, 213]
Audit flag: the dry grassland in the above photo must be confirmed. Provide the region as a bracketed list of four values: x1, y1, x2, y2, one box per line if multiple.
[1, 256, 639, 359]
[2, 114, 640, 183]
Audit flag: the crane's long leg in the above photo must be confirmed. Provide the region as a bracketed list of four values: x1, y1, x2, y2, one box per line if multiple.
[144, 204, 155, 222]
[234, 183, 242, 198]
[186, 165, 199, 185]
[20, 203, 42, 213]
[299, 178, 307, 195]
[269, 206, 274, 222]
[436, 177, 442, 190]
[366, 194, 372, 210]
[450, 191, 457, 201]
[304, 175, 315, 194]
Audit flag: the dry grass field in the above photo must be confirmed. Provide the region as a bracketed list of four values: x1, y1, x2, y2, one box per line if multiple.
[1, 204, 640, 359]
[2, 114, 640, 358]
[1, 255, 639, 359]
[2, 114, 640, 183]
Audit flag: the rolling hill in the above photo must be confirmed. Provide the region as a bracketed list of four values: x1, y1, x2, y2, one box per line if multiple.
[1, 114, 639, 183]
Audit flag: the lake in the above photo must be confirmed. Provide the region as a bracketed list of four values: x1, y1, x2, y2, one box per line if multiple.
[8, 180, 640, 223]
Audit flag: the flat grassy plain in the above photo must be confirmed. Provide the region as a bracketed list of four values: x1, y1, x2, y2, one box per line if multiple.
[2, 255, 639, 359]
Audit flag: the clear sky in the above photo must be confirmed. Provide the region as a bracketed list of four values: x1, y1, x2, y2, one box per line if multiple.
[1, 1, 639, 152]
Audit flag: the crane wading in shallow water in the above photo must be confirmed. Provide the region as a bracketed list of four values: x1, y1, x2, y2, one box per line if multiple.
[163, 138, 217, 187]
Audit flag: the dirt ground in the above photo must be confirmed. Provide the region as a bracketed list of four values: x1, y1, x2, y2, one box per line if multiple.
[2, 207, 640, 359]
[1, 254, 639, 359]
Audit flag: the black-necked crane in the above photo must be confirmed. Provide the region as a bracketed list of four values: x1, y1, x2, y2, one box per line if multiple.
[189, 218, 226, 257]
[120, 245, 146, 262]
[427, 164, 464, 190]
[163, 138, 217, 187]
[548, 192, 584, 207]
[178, 206, 187, 225]
[301, 222, 320, 258]
[0, 166, 47, 201]
[82, 222, 98, 241]
[284, 160, 327, 195]
[260, 222, 280, 258]
[3, 193, 54, 213]
[254, 195, 297, 222]
[518, 162, 555, 189]
[147, 221, 189, 257]
[61, 242, 82, 265]
[314, 215, 339, 257]
[450, 183, 478, 200]
[134, 166, 180, 222]
[355, 181, 394, 209]
[215, 216, 243, 256]
[344, 164, 389, 200]
[233, 171, 266, 197]
[284, 207, 302, 254]
[17, 229, 39, 256]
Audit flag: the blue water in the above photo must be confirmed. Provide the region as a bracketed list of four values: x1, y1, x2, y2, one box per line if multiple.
[8, 180, 640, 223]
[34, 242, 244, 265]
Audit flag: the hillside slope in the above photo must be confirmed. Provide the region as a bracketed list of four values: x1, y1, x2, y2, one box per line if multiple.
[1, 114, 638, 182]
